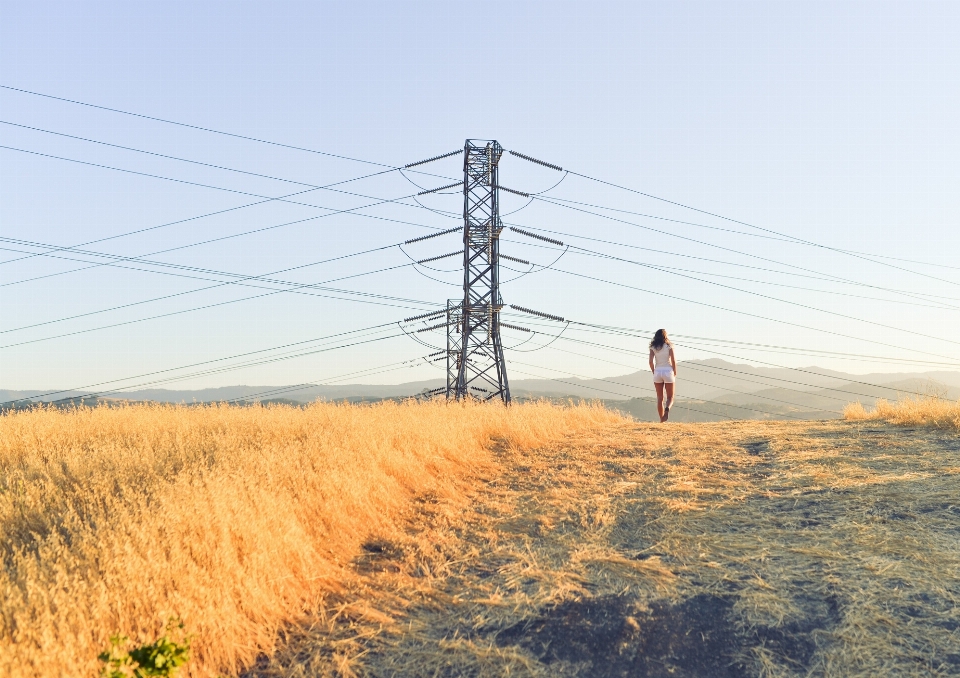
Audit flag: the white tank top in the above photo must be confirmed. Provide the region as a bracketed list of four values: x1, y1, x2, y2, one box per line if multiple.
[653, 343, 672, 368]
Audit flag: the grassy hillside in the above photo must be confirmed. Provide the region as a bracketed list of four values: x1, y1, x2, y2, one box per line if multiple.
[253, 400, 960, 678]
[846, 395, 960, 429]
[0, 401, 622, 677]
[255, 401, 960, 677]
[2, 399, 958, 677]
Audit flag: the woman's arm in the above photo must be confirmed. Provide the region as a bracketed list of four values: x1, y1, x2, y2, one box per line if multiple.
[649, 348, 655, 372]
[669, 347, 677, 375]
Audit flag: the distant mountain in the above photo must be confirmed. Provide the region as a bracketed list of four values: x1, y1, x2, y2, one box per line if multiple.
[4, 360, 958, 423]
[506, 360, 960, 404]
[712, 378, 960, 412]
[0, 381, 448, 406]
[606, 398, 817, 423]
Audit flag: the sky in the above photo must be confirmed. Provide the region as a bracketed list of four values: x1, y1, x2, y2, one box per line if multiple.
[1, 0, 960, 393]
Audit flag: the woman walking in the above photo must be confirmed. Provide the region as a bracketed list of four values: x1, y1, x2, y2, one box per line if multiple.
[649, 329, 677, 422]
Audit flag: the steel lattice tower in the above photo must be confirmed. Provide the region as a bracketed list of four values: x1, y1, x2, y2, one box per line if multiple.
[452, 140, 510, 403]
[445, 298, 462, 399]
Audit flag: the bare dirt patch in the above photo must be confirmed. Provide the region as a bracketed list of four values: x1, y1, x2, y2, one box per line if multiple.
[498, 594, 743, 677]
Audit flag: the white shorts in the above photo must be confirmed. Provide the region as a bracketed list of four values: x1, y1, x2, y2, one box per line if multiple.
[653, 367, 676, 384]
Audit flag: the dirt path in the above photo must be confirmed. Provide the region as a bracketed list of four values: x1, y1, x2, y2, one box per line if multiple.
[247, 420, 960, 677]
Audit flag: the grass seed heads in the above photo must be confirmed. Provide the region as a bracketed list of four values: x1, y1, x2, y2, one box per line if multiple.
[0, 400, 622, 677]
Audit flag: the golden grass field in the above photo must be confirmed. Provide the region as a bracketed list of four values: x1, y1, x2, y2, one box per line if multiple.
[1, 397, 959, 677]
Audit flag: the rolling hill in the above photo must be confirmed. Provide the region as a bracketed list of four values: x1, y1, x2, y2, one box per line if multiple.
[4, 360, 959, 421]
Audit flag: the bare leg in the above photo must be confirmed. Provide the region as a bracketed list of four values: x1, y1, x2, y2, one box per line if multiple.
[663, 382, 675, 421]
[655, 382, 665, 422]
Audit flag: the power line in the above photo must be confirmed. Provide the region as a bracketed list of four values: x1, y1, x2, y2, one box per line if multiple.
[0, 84, 395, 169]
[507, 363, 740, 420]
[423, 211, 960, 312]
[0, 247, 392, 333]
[0, 320, 403, 407]
[494, 310, 942, 401]
[672, 341, 942, 399]
[527, 341, 842, 415]
[0, 171, 478, 347]
[0, 131, 459, 279]
[508, 328, 894, 414]
[500, 318, 879, 404]
[0, 118, 332, 188]
[0, 239, 439, 335]
[665, 336, 960, 368]
[4, 121, 956, 400]
[679, 361, 877, 405]
[398, 201, 959, 308]
[223, 356, 432, 404]
[502, 225, 960, 307]
[31, 128, 916, 332]
[509, 147, 960, 274]
[530, 193, 960, 309]
[559, 336, 858, 406]
[500, 312, 960, 371]
[0, 165, 399, 272]
[0, 259, 422, 350]
[0, 144, 434, 223]
[546, 266, 960, 363]
[540, 195, 795, 243]
[557, 245, 960, 349]
[0, 251, 431, 326]
[504, 233, 960, 314]
[11, 116, 946, 328]
[618, 260, 960, 311]
[555, 322, 931, 399]
[0, 200, 456, 290]
[0, 140, 465, 295]
[502, 303, 861, 417]
[0, 120, 466, 251]
[35, 331, 412, 407]
[502, 296, 960, 369]
[564, 169, 960, 281]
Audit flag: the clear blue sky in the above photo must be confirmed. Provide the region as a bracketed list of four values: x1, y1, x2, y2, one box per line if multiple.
[2, 1, 959, 392]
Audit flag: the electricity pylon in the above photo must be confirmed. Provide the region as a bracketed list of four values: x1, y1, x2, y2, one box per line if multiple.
[452, 140, 510, 403]
[445, 298, 462, 399]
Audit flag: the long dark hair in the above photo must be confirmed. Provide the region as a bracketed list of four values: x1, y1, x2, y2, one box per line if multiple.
[650, 329, 670, 350]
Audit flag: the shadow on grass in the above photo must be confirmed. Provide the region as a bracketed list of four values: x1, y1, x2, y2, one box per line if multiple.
[496, 591, 840, 678]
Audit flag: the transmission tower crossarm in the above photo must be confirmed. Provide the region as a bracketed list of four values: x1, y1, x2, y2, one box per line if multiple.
[508, 149, 563, 172]
[417, 181, 464, 196]
[495, 185, 530, 198]
[510, 304, 565, 323]
[416, 322, 448, 333]
[404, 227, 463, 245]
[509, 226, 565, 247]
[500, 254, 531, 265]
[403, 309, 445, 323]
[404, 149, 463, 168]
[416, 251, 461, 265]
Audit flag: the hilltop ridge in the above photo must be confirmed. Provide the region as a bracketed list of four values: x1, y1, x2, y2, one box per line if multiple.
[4, 360, 958, 422]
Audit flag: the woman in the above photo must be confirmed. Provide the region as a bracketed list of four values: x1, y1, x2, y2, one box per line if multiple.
[648, 329, 677, 422]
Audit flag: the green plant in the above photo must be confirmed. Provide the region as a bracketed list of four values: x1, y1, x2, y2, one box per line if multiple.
[99, 618, 191, 677]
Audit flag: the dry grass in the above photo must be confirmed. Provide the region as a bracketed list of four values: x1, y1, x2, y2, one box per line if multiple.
[845, 396, 960, 430]
[0, 399, 624, 678]
[5, 400, 959, 677]
[249, 417, 960, 677]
